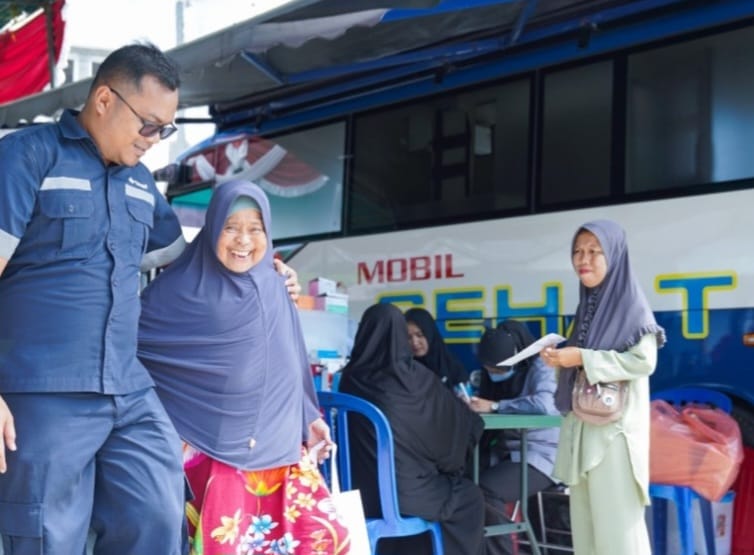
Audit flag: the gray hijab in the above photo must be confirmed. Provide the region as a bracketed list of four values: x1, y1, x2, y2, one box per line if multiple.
[554, 219, 666, 413]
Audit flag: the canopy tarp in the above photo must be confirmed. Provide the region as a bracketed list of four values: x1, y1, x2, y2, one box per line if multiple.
[1, 0, 753, 128]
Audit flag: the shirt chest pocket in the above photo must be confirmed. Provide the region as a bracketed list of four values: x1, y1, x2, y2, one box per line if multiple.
[125, 195, 154, 258]
[39, 191, 96, 258]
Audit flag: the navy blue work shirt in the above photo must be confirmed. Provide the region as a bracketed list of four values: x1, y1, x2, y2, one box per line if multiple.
[0, 110, 185, 394]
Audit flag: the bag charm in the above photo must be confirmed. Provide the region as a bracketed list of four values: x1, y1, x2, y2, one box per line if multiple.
[571, 369, 628, 425]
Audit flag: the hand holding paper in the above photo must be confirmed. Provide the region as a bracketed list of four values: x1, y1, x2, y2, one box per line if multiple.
[454, 382, 471, 403]
[497, 333, 566, 366]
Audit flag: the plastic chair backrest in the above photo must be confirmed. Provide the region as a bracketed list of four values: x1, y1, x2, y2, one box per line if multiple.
[317, 391, 444, 553]
[651, 387, 732, 413]
[318, 390, 407, 521]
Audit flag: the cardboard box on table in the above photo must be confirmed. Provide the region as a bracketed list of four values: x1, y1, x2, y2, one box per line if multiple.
[308, 277, 338, 297]
[314, 293, 348, 314]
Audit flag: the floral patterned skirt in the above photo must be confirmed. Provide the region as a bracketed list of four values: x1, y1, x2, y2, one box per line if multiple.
[184, 445, 351, 555]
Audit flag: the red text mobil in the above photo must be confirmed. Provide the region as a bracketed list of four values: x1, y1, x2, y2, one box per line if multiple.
[357, 254, 463, 283]
[359, 253, 737, 345]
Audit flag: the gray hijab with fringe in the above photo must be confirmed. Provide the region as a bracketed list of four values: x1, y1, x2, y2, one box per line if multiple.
[554, 219, 666, 413]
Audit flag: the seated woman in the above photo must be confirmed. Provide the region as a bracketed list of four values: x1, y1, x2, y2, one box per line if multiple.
[137, 180, 348, 555]
[340, 302, 485, 555]
[404, 307, 469, 388]
[468, 321, 560, 555]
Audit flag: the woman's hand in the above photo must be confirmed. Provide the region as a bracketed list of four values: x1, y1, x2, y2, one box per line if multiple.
[541, 346, 582, 368]
[307, 418, 333, 464]
[274, 258, 302, 302]
[0, 396, 17, 474]
[468, 396, 495, 413]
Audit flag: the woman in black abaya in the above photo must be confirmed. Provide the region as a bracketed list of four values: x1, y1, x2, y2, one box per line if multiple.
[339, 303, 485, 555]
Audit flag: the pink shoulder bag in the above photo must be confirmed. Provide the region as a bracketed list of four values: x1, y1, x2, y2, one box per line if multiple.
[571, 369, 628, 425]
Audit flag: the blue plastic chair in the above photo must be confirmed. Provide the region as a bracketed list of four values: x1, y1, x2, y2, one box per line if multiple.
[650, 387, 733, 555]
[317, 391, 444, 555]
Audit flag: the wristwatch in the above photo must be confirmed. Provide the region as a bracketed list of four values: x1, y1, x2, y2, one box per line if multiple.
[490, 401, 500, 413]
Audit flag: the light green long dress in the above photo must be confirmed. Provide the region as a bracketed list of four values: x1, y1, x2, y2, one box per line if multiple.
[553, 333, 658, 555]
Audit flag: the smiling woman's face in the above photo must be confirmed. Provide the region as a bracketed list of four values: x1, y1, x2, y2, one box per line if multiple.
[571, 230, 607, 288]
[215, 208, 267, 272]
[407, 321, 429, 357]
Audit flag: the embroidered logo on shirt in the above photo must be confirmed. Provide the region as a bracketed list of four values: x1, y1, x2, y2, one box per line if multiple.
[127, 177, 149, 190]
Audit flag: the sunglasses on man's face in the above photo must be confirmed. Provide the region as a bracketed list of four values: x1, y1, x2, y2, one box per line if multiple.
[108, 86, 178, 140]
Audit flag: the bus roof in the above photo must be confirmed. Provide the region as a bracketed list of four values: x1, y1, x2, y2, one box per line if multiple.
[2, 0, 753, 129]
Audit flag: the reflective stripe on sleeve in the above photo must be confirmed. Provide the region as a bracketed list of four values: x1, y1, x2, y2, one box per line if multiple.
[140, 235, 187, 272]
[0, 228, 20, 260]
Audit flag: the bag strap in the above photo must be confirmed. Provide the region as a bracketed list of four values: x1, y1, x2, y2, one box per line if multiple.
[682, 407, 728, 444]
[329, 444, 341, 495]
[309, 441, 341, 495]
[651, 399, 681, 418]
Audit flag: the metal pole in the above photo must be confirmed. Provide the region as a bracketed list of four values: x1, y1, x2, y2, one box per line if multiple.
[170, 0, 190, 161]
[44, 0, 56, 89]
[176, 0, 184, 45]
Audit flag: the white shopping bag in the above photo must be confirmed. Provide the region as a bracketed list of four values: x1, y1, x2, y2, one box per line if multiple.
[329, 445, 372, 555]
[312, 443, 372, 555]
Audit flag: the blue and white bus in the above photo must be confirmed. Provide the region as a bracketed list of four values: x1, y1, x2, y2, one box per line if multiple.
[158, 0, 754, 444]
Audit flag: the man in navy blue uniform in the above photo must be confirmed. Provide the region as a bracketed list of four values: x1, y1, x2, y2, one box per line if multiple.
[0, 43, 189, 554]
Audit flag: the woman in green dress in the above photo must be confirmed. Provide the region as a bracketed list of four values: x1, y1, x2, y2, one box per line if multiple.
[540, 219, 665, 555]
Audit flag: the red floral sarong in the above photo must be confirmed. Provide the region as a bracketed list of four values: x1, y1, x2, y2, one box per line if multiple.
[184, 445, 351, 555]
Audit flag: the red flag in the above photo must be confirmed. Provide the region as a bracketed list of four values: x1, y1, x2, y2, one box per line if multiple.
[0, 0, 66, 104]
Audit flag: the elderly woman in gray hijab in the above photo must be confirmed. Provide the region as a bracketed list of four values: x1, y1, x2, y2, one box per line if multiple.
[137, 180, 349, 555]
[540, 219, 665, 555]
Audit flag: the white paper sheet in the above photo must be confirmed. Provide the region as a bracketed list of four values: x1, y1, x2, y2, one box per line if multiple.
[497, 333, 567, 366]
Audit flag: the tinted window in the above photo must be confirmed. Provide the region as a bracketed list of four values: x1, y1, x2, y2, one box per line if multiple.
[541, 61, 613, 205]
[350, 79, 530, 231]
[171, 122, 346, 241]
[627, 26, 754, 192]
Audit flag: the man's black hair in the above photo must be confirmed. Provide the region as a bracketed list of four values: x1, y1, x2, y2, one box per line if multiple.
[91, 42, 180, 93]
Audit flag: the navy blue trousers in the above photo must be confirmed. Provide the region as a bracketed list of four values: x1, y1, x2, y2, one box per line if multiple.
[0, 389, 184, 555]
